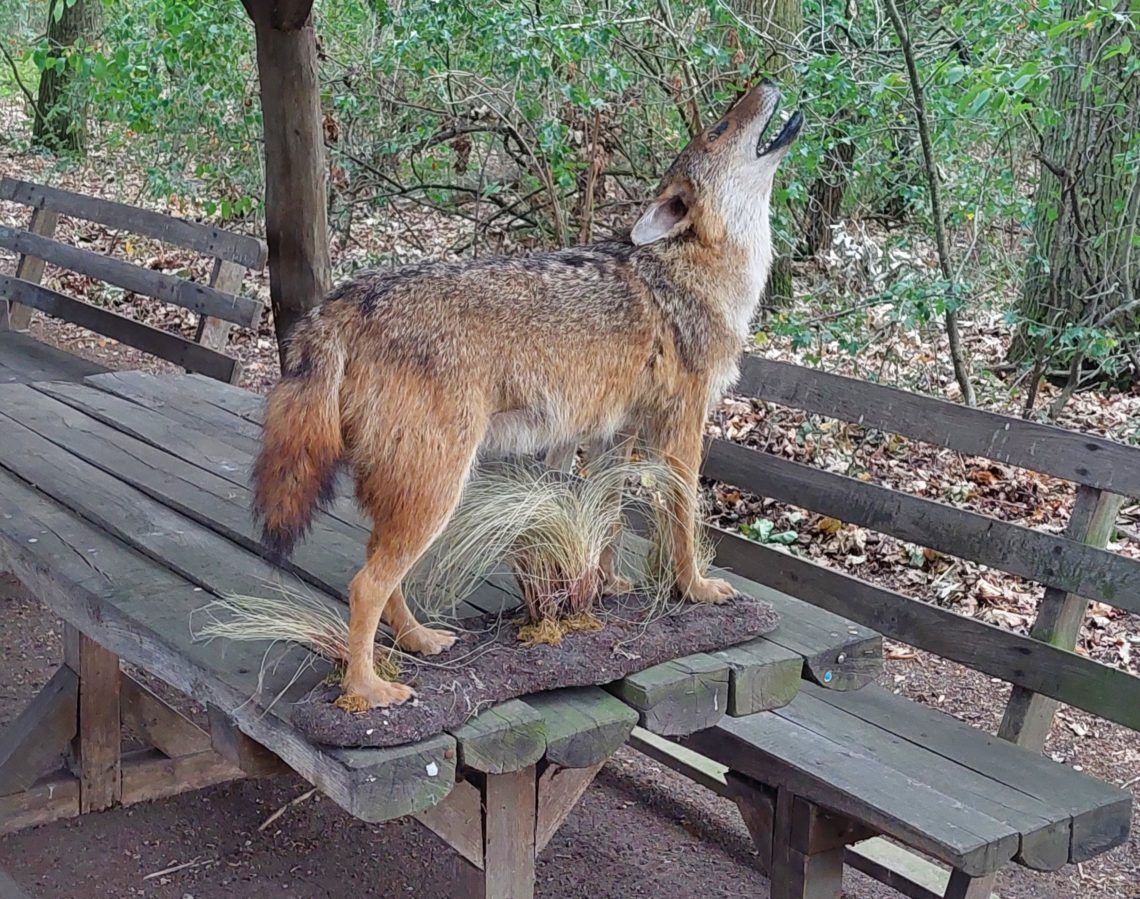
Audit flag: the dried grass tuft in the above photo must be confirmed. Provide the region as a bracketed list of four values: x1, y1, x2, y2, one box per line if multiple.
[408, 447, 712, 626]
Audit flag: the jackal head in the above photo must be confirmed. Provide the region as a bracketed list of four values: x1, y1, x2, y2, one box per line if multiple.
[630, 79, 803, 256]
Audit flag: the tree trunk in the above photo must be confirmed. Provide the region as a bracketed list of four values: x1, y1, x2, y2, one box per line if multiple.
[1010, 0, 1139, 382]
[801, 134, 854, 257]
[242, 0, 332, 362]
[33, 0, 101, 153]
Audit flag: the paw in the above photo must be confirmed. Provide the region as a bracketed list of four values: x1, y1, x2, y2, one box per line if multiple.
[340, 674, 415, 710]
[396, 625, 457, 657]
[682, 576, 737, 604]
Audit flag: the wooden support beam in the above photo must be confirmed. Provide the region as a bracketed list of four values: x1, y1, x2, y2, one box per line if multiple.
[944, 870, 999, 899]
[609, 653, 729, 736]
[119, 747, 242, 805]
[414, 779, 484, 869]
[0, 772, 79, 836]
[535, 761, 605, 854]
[629, 726, 730, 797]
[121, 674, 211, 758]
[481, 766, 538, 899]
[2, 204, 57, 332]
[207, 705, 290, 777]
[999, 486, 1125, 751]
[241, 0, 330, 358]
[770, 790, 845, 899]
[724, 772, 776, 872]
[194, 258, 247, 382]
[522, 687, 636, 768]
[65, 625, 121, 813]
[0, 665, 77, 794]
[451, 700, 546, 775]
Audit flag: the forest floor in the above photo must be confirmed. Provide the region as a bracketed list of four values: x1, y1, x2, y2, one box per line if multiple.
[1, 121, 1138, 897]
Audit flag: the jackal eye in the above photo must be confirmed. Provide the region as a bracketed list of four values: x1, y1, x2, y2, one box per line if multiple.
[707, 120, 730, 141]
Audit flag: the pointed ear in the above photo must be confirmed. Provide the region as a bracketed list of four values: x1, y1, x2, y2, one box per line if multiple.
[630, 191, 692, 246]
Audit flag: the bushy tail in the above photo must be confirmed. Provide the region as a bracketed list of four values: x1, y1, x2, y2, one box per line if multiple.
[251, 318, 346, 564]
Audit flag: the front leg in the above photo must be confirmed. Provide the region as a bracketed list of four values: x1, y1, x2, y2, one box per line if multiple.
[649, 400, 736, 604]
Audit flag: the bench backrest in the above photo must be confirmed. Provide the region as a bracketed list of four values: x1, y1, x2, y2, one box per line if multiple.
[0, 177, 268, 384]
[705, 355, 1140, 750]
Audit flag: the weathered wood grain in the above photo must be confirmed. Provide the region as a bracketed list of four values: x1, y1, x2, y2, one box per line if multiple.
[522, 687, 637, 768]
[208, 705, 290, 777]
[0, 276, 241, 383]
[118, 747, 242, 806]
[195, 258, 247, 370]
[711, 638, 803, 715]
[0, 177, 268, 269]
[2, 201, 57, 332]
[0, 472, 457, 822]
[0, 772, 79, 836]
[535, 761, 606, 852]
[0, 665, 77, 795]
[65, 625, 122, 813]
[735, 355, 1140, 497]
[609, 653, 729, 736]
[481, 766, 537, 899]
[120, 673, 211, 757]
[451, 699, 546, 775]
[703, 437, 1140, 615]
[712, 525, 1140, 731]
[686, 712, 1021, 877]
[414, 778, 484, 868]
[184, 371, 266, 423]
[770, 789, 845, 899]
[777, 689, 1071, 871]
[999, 485, 1126, 749]
[0, 226, 262, 327]
[807, 685, 1132, 864]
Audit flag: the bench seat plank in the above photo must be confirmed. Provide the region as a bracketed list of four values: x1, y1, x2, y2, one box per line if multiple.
[775, 689, 1071, 871]
[806, 684, 1132, 864]
[686, 706, 1022, 876]
[688, 683, 1132, 876]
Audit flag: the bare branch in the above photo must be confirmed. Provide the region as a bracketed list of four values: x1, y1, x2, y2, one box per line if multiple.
[882, 0, 976, 407]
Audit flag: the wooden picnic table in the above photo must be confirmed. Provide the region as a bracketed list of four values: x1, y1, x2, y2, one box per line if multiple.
[0, 369, 882, 897]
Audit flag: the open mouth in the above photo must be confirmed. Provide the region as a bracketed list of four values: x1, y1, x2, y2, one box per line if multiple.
[757, 105, 804, 157]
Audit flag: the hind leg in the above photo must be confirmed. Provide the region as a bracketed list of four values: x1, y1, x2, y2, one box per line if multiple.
[387, 586, 456, 655]
[343, 429, 479, 708]
[363, 531, 456, 655]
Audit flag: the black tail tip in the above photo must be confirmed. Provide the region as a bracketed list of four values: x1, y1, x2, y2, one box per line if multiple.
[259, 527, 298, 568]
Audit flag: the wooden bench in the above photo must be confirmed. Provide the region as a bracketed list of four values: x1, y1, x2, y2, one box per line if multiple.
[646, 356, 1137, 899]
[0, 177, 267, 385]
[0, 368, 883, 897]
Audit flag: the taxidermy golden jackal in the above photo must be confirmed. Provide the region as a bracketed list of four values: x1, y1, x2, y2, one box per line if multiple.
[251, 79, 804, 708]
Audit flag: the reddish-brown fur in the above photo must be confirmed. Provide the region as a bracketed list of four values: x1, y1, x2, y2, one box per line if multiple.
[251, 80, 803, 707]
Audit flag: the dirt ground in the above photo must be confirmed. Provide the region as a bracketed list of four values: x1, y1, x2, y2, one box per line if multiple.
[2, 574, 1137, 899]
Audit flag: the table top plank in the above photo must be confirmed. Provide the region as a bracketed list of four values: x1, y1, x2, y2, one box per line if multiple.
[3, 371, 885, 800]
[0, 469, 456, 821]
